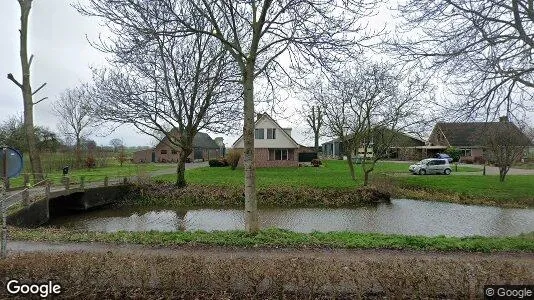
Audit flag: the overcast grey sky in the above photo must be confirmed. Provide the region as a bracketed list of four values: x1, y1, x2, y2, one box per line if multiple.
[1, 0, 288, 147]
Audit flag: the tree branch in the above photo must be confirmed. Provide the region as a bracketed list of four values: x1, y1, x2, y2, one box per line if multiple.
[7, 73, 23, 89]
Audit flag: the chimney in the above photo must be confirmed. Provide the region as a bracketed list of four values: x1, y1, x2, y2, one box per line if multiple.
[499, 116, 509, 122]
[283, 128, 292, 136]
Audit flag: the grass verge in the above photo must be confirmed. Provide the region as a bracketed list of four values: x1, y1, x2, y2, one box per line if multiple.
[9, 227, 534, 253]
[393, 175, 534, 207]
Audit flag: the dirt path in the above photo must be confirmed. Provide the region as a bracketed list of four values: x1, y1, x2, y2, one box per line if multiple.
[6, 240, 534, 262]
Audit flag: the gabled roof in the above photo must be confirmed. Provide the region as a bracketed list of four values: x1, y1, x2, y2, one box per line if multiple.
[159, 129, 220, 149]
[435, 122, 532, 147]
[232, 113, 299, 148]
[322, 128, 425, 146]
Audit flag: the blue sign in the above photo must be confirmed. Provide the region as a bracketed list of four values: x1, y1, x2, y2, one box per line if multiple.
[0, 147, 24, 178]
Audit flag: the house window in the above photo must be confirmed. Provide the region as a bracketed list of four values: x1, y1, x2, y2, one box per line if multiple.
[267, 128, 276, 139]
[255, 128, 265, 139]
[460, 148, 472, 157]
[161, 150, 168, 154]
[269, 149, 290, 160]
[171, 150, 177, 154]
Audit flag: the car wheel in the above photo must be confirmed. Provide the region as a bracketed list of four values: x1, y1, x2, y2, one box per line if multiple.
[419, 169, 426, 175]
[444, 169, 451, 175]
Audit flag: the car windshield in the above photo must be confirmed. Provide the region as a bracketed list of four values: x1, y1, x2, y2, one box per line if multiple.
[418, 159, 431, 164]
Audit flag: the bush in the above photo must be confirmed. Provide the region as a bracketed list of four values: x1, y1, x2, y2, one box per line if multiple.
[473, 156, 486, 164]
[311, 159, 322, 167]
[226, 150, 241, 170]
[460, 157, 474, 164]
[444, 147, 461, 162]
[208, 159, 227, 167]
[85, 156, 96, 168]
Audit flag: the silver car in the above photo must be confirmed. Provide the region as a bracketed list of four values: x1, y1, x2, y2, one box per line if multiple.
[409, 158, 452, 175]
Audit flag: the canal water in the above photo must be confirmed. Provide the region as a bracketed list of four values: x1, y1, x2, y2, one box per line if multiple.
[46, 199, 534, 237]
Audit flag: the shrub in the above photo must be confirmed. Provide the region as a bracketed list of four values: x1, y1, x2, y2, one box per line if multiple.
[311, 159, 322, 167]
[473, 156, 486, 164]
[85, 156, 96, 168]
[460, 157, 474, 164]
[444, 147, 461, 162]
[226, 150, 241, 170]
[208, 159, 226, 167]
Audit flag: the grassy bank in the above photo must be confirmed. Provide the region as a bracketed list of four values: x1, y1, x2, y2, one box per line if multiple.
[130, 183, 389, 208]
[152, 160, 533, 207]
[394, 175, 534, 207]
[9, 227, 534, 252]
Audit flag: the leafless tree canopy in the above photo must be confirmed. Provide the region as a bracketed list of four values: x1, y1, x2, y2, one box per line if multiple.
[78, 0, 382, 232]
[78, 1, 241, 186]
[53, 84, 96, 163]
[395, 0, 534, 121]
[319, 62, 428, 183]
[483, 123, 531, 182]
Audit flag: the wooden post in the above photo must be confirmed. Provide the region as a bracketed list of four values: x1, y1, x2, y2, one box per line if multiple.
[22, 189, 29, 207]
[104, 176, 109, 187]
[80, 176, 85, 189]
[64, 177, 70, 190]
[45, 181, 51, 199]
[23, 174, 29, 188]
[123, 177, 128, 185]
[2, 149, 9, 190]
[483, 164, 486, 176]
[1, 178, 7, 259]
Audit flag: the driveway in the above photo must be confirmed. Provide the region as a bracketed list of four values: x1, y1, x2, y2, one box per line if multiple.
[452, 164, 534, 175]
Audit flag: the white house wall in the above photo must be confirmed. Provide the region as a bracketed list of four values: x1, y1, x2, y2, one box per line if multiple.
[233, 117, 298, 149]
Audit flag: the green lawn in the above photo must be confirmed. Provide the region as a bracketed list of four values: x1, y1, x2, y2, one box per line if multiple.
[395, 175, 534, 203]
[152, 160, 533, 207]
[156, 160, 481, 189]
[9, 162, 175, 187]
[10, 227, 534, 253]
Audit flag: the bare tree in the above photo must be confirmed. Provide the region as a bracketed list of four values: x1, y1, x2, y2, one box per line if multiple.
[320, 63, 426, 185]
[306, 106, 323, 152]
[394, 0, 534, 121]
[53, 85, 96, 165]
[78, 0, 380, 232]
[109, 138, 123, 152]
[7, 0, 47, 182]
[79, 2, 240, 187]
[484, 122, 531, 182]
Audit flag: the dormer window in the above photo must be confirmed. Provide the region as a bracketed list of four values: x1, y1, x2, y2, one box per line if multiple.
[255, 128, 264, 139]
[267, 128, 276, 139]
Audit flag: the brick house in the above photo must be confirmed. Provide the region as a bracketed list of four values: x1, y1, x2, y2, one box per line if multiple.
[427, 117, 532, 162]
[232, 113, 300, 167]
[133, 130, 223, 163]
[321, 129, 425, 161]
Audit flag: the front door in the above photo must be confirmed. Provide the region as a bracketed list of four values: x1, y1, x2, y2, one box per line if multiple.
[151, 151, 156, 163]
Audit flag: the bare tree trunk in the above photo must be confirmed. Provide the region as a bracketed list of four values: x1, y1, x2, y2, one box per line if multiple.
[243, 63, 259, 233]
[313, 130, 320, 152]
[499, 167, 509, 182]
[75, 135, 82, 166]
[19, 0, 43, 182]
[176, 148, 192, 188]
[363, 170, 371, 186]
[345, 144, 356, 181]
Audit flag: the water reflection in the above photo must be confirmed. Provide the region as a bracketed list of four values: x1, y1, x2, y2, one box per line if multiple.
[46, 199, 534, 237]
